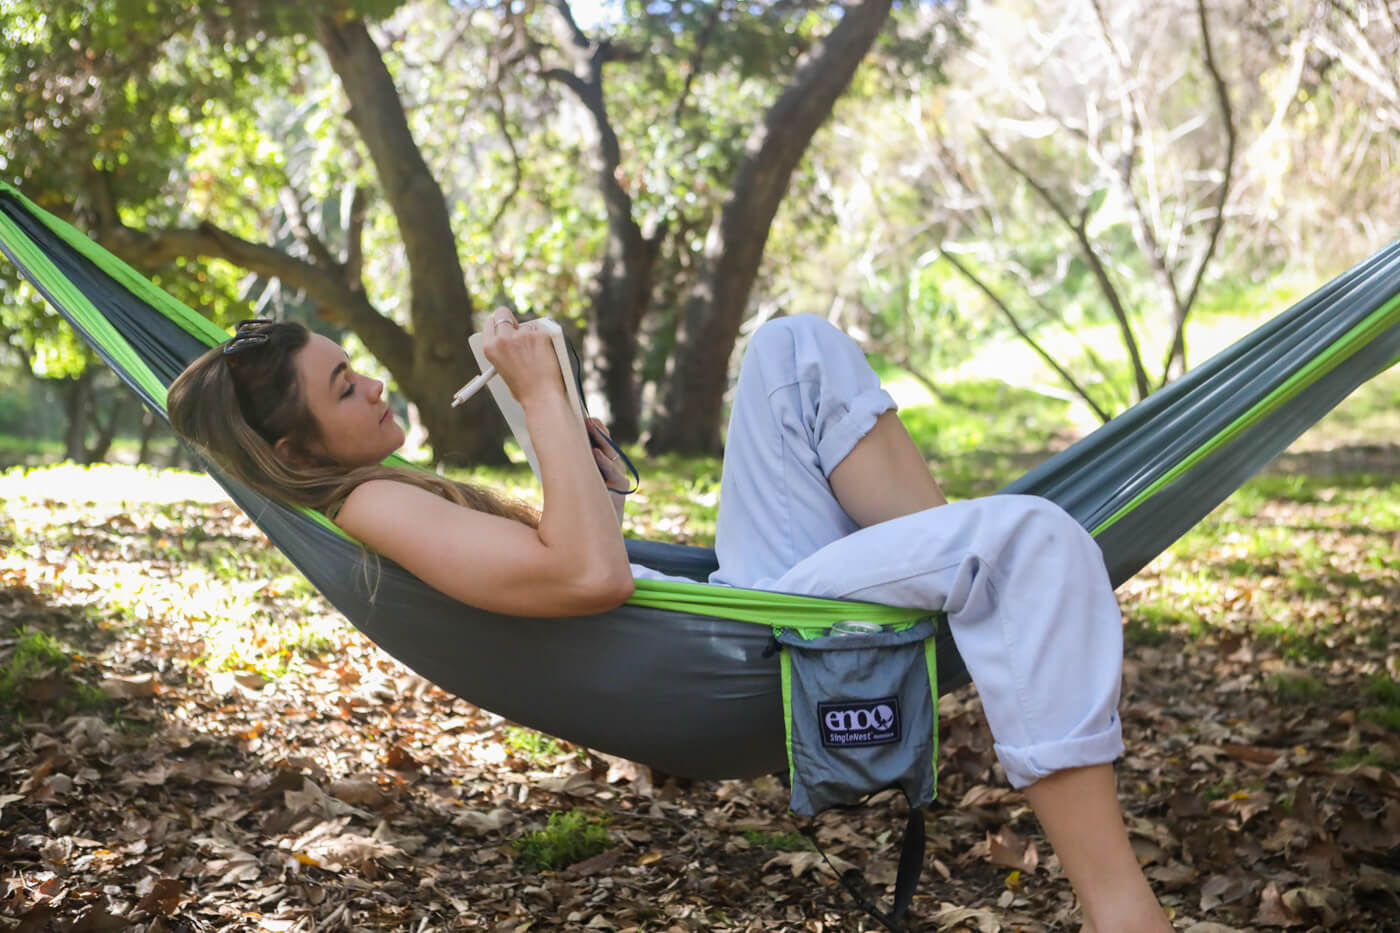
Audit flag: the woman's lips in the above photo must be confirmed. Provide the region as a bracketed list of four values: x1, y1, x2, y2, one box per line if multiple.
[380, 408, 391, 424]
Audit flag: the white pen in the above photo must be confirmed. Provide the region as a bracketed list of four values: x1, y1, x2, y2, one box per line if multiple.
[450, 364, 497, 407]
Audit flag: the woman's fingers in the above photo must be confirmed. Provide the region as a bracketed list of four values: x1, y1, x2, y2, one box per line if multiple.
[586, 418, 614, 450]
[481, 315, 564, 407]
[489, 307, 519, 332]
[593, 446, 625, 485]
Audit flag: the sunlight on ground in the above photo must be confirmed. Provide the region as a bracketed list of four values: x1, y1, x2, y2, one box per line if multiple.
[0, 463, 228, 504]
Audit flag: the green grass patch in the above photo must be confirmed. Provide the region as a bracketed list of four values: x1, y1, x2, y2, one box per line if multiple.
[1360, 676, 1400, 734]
[0, 628, 71, 698]
[1361, 706, 1400, 733]
[514, 809, 611, 871]
[195, 616, 341, 679]
[1335, 747, 1397, 770]
[1268, 672, 1326, 702]
[742, 829, 814, 852]
[1366, 675, 1400, 704]
[505, 726, 571, 762]
[1122, 614, 1172, 647]
[896, 379, 1076, 458]
[0, 627, 106, 722]
[1131, 601, 1208, 640]
[1251, 617, 1336, 663]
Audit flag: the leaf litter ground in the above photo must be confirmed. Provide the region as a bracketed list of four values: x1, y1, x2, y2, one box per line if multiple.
[1, 466, 1397, 932]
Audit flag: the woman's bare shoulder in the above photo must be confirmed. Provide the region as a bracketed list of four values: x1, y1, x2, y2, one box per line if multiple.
[335, 479, 453, 534]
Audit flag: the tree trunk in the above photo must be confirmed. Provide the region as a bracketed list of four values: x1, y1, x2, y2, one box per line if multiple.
[541, 7, 660, 443]
[316, 13, 507, 465]
[588, 219, 661, 442]
[137, 409, 158, 465]
[647, 0, 895, 454]
[61, 371, 94, 463]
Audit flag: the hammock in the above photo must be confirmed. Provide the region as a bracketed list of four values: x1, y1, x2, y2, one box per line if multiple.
[2, 182, 1398, 779]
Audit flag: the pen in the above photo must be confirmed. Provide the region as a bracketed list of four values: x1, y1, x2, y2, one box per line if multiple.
[450, 364, 497, 407]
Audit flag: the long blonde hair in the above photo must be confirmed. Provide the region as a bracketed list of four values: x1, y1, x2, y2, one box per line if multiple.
[166, 321, 538, 526]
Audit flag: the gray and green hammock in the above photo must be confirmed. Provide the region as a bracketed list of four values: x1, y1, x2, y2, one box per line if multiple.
[3, 182, 1399, 779]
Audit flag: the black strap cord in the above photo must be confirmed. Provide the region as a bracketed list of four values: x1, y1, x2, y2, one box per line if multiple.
[558, 323, 640, 494]
[803, 805, 926, 933]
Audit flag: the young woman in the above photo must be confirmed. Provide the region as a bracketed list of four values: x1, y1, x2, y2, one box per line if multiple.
[167, 308, 1171, 933]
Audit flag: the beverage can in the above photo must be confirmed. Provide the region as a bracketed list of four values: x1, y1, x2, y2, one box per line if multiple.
[830, 620, 882, 636]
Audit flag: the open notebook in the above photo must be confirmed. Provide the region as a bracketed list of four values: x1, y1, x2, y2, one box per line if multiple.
[467, 319, 586, 481]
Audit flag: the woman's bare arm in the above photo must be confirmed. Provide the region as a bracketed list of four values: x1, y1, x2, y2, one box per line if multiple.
[336, 313, 634, 617]
[335, 478, 633, 616]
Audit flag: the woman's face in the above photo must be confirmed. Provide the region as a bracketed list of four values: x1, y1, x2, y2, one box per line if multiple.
[291, 334, 405, 468]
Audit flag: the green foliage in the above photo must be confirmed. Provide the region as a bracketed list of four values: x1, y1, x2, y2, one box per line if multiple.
[0, 627, 71, 698]
[514, 809, 611, 871]
[505, 726, 570, 762]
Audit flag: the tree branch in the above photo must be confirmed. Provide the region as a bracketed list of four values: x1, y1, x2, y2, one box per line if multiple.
[673, 0, 726, 122]
[1160, 0, 1236, 385]
[1084, 0, 1190, 371]
[551, 0, 592, 52]
[938, 246, 1111, 423]
[279, 186, 339, 270]
[98, 218, 413, 375]
[344, 184, 368, 292]
[977, 127, 1151, 399]
[484, 81, 524, 235]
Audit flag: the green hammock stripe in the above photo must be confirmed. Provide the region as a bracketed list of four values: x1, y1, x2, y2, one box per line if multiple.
[629, 579, 928, 630]
[0, 184, 230, 347]
[0, 208, 171, 407]
[1091, 289, 1400, 537]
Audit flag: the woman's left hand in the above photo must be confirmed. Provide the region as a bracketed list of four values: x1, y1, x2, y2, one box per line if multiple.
[588, 418, 628, 524]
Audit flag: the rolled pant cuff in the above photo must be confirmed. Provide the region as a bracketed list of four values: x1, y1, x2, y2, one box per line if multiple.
[815, 386, 897, 476]
[993, 718, 1125, 789]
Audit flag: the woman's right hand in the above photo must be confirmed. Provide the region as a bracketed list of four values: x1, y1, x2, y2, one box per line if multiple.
[480, 308, 567, 409]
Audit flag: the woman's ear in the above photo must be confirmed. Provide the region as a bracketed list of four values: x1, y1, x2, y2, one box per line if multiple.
[273, 436, 311, 467]
[275, 435, 333, 469]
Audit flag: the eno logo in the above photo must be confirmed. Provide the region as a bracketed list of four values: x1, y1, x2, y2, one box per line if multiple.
[825, 705, 895, 732]
[817, 697, 900, 748]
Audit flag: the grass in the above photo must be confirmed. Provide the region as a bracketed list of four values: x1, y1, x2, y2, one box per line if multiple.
[1268, 672, 1327, 702]
[1361, 675, 1400, 734]
[505, 726, 572, 762]
[0, 627, 107, 723]
[741, 829, 814, 852]
[514, 809, 612, 871]
[1335, 747, 1397, 770]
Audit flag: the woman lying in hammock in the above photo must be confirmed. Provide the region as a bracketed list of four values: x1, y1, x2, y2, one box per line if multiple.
[167, 309, 1170, 933]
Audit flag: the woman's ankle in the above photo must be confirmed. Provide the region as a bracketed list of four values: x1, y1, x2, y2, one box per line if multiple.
[1080, 895, 1173, 933]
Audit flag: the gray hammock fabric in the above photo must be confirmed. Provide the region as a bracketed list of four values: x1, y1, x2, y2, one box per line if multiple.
[2, 183, 1398, 779]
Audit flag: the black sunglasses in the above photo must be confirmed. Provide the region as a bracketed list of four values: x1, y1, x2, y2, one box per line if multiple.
[222, 318, 275, 356]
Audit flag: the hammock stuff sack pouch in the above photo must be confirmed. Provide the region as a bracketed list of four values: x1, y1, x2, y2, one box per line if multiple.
[3, 181, 1400, 781]
[774, 616, 939, 931]
[777, 619, 939, 816]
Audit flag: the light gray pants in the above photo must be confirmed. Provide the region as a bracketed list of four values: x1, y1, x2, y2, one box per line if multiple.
[709, 315, 1125, 788]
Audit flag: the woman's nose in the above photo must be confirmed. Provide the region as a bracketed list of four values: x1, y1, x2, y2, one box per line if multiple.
[366, 377, 384, 401]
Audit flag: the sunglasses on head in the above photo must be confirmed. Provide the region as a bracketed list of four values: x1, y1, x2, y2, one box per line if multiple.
[222, 318, 275, 356]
